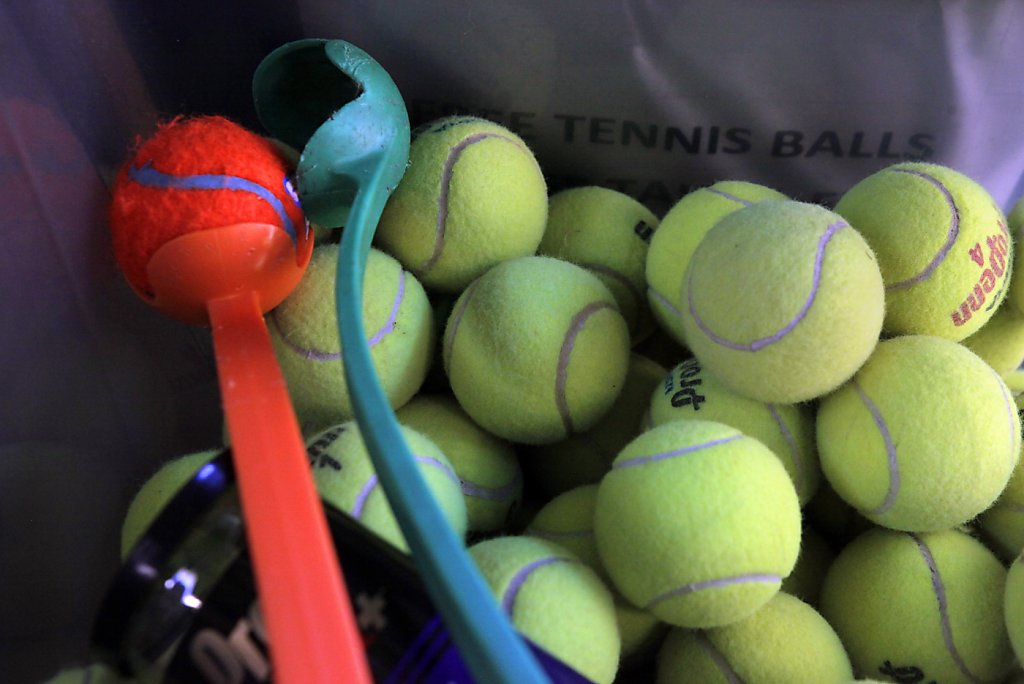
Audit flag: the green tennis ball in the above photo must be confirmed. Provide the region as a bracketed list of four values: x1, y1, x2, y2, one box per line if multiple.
[375, 115, 548, 293]
[443, 255, 631, 444]
[834, 162, 1011, 340]
[646, 181, 787, 347]
[525, 484, 603, 577]
[121, 449, 219, 558]
[962, 305, 1024, 375]
[820, 527, 1015, 684]
[615, 597, 668, 666]
[306, 422, 467, 552]
[655, 592, 853, 684]
[538, 186, 660, 341]
[648, 356, 820, 505]
[39, 664, 129, 684]
[395, 393, 522, 533]
[594, 420, 802, 629]
[527, 353, 666, 496]
[680, 200, 885, 404]
[781, 525, 835, 607]
[269, 244, 435, 435]
[1006, 553, 1024, 664]
[817, 335, 1021, 532]
[469, 535, 621, 684]
[977, 443, 1024, 561]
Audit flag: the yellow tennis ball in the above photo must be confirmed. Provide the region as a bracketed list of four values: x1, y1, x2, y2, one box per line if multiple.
[648, 356, 820, 505]
[655, 592, 853, 684]
[834, 162, 1011, 340]
[443, 255, 631, 444]
[268, 244, 435, 435]
[963, 305, 1024, 375]
[646, 181, 787, 346]
[817, 335, 1021, 532]
[375, 115, 548, 293]
[820, 528, 1015, 684]
[680, 200, 885, 404]
[524, 484, 603, 578]
[1006, 553, 1024, 664]
[468, 535, 621, 684]
[395, 393, 522, 533]
[977, 444, 1024, 561]
[306, 422, 467, 552]
[527, 353, 665, 496]
[538, 186, 660, 341]
[615, 597, 668, 667]
[121, 449, 219, 558]
[594, 420, 802, 629]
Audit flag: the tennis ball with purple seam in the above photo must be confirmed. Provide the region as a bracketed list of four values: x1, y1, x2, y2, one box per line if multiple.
[594, 420, 801, 629]
[680, 200, 885, 404]
[655, 592, 853, 684]
[538, 186, 660, 341]
[645, 181, 787, 347]
[834, 162, 1011, 340]
[375, 115, 548, 293]
[527, 353, 666, 497]
[817, 335, 1021, 533]
[469, 535, 621, 684]
[443, 255, 631, 445]
[648, 356, 820, 505]
[306, 421, 467, 552]
[268, 244, 434, 435]
[121, 449, 219, 558]
[395, 393, 522, 533]
[820, 527, 1015, 684]
[525, 484, 603, 577]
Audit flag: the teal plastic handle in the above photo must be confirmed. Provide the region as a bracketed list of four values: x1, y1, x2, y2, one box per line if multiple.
[253, 39, 552, 684]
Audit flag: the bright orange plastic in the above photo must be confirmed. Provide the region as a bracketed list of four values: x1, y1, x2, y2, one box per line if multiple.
[145, 223, 372, 684]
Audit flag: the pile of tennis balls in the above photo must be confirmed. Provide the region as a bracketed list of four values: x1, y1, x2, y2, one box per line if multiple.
[121, 114, 1024, 684]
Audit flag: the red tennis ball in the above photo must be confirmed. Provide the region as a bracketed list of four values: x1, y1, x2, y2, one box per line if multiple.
[109, 115, 306, 298]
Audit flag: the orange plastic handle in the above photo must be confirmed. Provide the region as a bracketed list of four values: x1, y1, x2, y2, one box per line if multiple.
[147, 225, 372, 684]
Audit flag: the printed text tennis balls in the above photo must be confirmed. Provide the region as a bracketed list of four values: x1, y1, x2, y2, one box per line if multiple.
[268, 244, 434, 434]
[1006, 554, 1024, 664]
[817, 335, 1021, 532]
[646, 181, 787, 346]
[121, 449, 219, 558]
[655, 592, 853, 684]
[834, 162, 1011, 340]
[649, 356, 820, 505]
[375, 116, 548, 293]
[443, 256, 631, 444]
[819, 528, 1015, 684]
[527, 353, 666, 496]
[538, 186, 660, 341]
[469, 535, 621, 684]
[977, 445, 1024, 561]
[594, 420, 802, 629]
[306, 422, 467, 552]
[680, 200, 885, 404]
[395, 393, 522, 533]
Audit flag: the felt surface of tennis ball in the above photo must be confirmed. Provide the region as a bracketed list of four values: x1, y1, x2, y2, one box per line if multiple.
[655, 592, 853, 684]
[834, 162, 1011, 340]
[469, 535, 621, 684]
[375, 115, 548, 293]
[648, 356, 820, 505]
[269, 245, 434, 434]
[594, 420, 801, 629]
[306, 422, 467, 552]
[977, 444, 1024, 561]
[443, 255, 631, 445]
[819, 528, 1014, 684]
[525, 484, 603, 577]
[395, 393, 522, 533]
[817, 335, 1021, 532]
[538, 186, 660, 340]
[121, 449, 219, 558]
[963, 305, 1024, 376]
[646, 181, 787, 346]
[528, 353, 665, 496]
[680, 200, 885, 404]
[1006, 554, 1024, 664]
